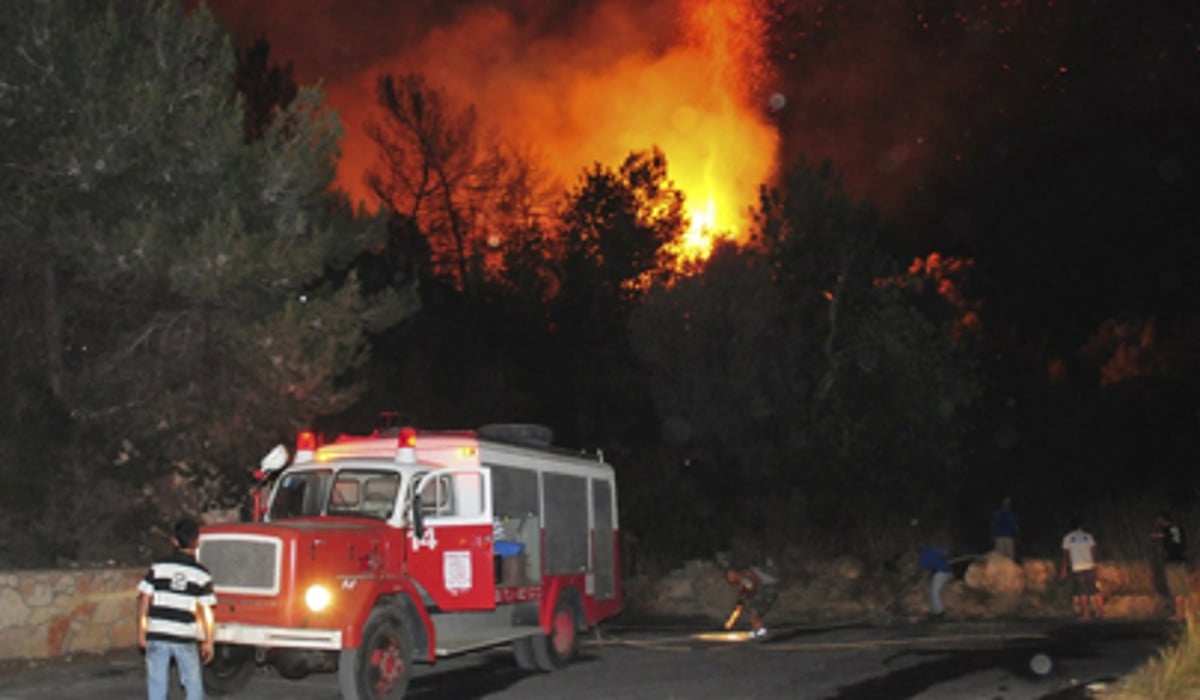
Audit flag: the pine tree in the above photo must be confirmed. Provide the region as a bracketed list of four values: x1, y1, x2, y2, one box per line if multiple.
[0, 0, 416, 562]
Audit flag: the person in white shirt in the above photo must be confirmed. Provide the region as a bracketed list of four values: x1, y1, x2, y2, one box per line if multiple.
[1060, 517, 1104, 620]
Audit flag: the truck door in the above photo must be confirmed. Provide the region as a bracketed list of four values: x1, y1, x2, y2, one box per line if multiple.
[407, 468, 495, 610]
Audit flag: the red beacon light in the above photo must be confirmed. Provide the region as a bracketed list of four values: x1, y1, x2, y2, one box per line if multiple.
[395, 427, 417, 464]
[295, 431, 318, 463]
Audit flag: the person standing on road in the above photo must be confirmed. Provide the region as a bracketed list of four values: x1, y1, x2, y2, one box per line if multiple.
[1151, 510, 1189, 621]
[991, 496, 1020, 560]
[1060, 517, 1104, 621]
[137, 518, 217, 700]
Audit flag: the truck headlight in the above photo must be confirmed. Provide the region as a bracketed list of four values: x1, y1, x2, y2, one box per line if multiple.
[305, 584, 332, 612]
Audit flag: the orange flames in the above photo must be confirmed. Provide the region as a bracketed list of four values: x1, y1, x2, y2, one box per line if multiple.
[326, 0, 779, 264]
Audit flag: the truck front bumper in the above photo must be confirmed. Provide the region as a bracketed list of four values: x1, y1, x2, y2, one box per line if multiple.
[214, 622, 343, 650]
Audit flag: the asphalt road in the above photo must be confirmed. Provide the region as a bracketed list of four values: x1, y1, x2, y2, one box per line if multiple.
[0, 619, 1176, 700]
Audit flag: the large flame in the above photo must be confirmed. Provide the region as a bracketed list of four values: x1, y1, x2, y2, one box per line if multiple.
[326, 0, 779, 265]
[669, 0, 779, 261]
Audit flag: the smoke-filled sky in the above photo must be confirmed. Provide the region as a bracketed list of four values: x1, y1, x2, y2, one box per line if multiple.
[203, 0, 1199, 346]
[205, 0, 782, 244]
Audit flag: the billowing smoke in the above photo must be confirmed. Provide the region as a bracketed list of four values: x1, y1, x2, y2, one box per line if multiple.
[206, 0, 781, 251]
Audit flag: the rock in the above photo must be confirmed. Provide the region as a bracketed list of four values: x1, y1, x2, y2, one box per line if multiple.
[657, 577, 695, 603]
[0, 589, 29, 627]
[1022, 559, 1057, 592]
[964, 552, 1026, 598]
[1101, 594, 1162, 620]
[830, 557, 863, 581]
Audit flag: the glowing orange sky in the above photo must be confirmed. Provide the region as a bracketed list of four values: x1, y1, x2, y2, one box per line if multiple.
[203, 0, 781, 260]
[201, 0, 1096, 254]
[323, 0, 779, 259]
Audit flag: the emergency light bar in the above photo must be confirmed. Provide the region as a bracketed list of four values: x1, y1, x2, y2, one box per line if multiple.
[297, 431, 317, 450]
[295, 431, 317, 463]
[395, 427, 417, 464]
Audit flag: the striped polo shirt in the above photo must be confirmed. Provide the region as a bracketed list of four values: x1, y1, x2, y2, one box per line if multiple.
[137, 550, 217, 643]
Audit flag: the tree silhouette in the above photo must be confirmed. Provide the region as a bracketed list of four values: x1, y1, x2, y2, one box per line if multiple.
[552, 148, 684, 340]
[366, 73, 524, 291]
[628, 159, 983, 547]
[234, 37, 299, 143]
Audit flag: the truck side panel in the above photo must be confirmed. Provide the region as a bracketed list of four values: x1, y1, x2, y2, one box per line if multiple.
[544, 472, 589, 575]
[590, 478, 617, 600]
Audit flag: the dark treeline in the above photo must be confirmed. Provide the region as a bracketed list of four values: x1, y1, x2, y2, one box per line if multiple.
[1, 0, 1196, 570]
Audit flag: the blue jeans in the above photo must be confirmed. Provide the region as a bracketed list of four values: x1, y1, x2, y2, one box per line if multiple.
[145, 639, 204, 700]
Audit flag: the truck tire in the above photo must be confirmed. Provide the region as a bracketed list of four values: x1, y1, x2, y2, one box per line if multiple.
[202, 644, 255, 696]
[512, 637, 538, 670]
[338, 606, 414, 700]
[531, 593, 580, 671]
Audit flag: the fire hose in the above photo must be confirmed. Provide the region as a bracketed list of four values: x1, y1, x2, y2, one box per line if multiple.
[586, 620, 1049, 654]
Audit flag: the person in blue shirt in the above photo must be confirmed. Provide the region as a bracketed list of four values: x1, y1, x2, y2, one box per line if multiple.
[918, 545, 954, 620]
[991, 496, 1020, 560]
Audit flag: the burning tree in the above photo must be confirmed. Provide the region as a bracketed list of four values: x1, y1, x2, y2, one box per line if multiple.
[365, 73, 558, 293]
[552, 149, 685, 333]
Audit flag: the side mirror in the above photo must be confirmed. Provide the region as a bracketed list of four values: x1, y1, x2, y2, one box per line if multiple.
[259, 444, 289, 477]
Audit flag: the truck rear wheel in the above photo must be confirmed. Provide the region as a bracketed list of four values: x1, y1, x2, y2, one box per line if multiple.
[338, 607, 414, 700]
[531, 594, 580, 671]
[202, 644, 255, 696]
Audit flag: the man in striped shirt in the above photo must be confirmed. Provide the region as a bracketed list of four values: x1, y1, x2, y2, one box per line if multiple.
[137, 519, 217, 700]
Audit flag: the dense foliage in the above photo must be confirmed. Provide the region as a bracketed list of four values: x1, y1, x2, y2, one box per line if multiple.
[627, 163, 981, 559]
[0, 1, 414, 564]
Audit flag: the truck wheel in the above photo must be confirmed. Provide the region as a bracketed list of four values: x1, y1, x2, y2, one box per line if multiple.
[531, 594, 579, 671]
[202, 644, 255, 696]
[338, 607, 414, 700]
[512, 637, 538, 670]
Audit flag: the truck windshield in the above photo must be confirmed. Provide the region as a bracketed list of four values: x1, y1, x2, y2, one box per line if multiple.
[268, 469, 401, 521]
[270, 471, 330, 519]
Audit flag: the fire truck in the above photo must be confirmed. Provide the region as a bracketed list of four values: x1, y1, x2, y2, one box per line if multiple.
[196, 423, 621, 699]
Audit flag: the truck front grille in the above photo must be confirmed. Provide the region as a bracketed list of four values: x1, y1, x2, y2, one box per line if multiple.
[198, 535, 281, 596]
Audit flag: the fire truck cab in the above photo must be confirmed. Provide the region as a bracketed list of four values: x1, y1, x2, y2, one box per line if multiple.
[197, 424, 621, 700]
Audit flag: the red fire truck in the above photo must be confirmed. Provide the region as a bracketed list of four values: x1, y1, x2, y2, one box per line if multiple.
[196, 423, 621, 699]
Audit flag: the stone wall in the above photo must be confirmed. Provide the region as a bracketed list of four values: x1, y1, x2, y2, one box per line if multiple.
[0, 568, 142, 660]
[625, 554, 1177, 625]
